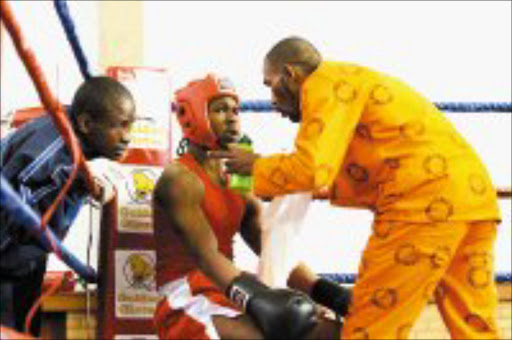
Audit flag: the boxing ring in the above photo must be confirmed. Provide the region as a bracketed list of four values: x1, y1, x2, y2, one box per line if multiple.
[0, 0, 511, 338]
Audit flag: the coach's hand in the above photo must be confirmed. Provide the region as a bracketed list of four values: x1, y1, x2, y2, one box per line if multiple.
[209, 145, 260, 176]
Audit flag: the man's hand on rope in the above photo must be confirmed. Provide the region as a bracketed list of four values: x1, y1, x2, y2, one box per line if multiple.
[87, 158, 123, 204]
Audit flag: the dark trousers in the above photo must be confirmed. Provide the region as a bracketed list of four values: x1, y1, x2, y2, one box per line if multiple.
[0, 259, 47, 336]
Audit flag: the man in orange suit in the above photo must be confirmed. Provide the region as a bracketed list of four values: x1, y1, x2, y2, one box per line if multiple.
[211, 37, 501, 339]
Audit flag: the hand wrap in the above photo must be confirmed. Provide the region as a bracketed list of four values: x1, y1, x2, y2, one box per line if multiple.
[310, 278, 352, 317]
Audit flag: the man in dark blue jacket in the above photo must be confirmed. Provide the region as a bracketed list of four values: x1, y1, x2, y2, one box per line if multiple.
[0, 76, 136, 336]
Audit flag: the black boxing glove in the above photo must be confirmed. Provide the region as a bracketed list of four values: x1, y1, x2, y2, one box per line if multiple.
[310, 278, 352, 317]
[227, 273, 318, 339]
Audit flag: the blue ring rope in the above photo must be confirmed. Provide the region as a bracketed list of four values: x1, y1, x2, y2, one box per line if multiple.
[0, 175, 97, 283]
[320, 272, 512, 284]
[240, 100, 512, 113]
[53, 0, 92, 80]
[172, 101, 512, 113]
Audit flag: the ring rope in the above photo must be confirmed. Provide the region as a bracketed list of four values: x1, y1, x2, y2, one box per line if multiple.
[239, 100, 512, 113]
[320, 272, 512, 284]
[24, 271, 74, 334]
[0, 0, 97, 280]
[53, 0, 92, 80]
[0, 1, 96, 233]
[0, 176, 98, 282]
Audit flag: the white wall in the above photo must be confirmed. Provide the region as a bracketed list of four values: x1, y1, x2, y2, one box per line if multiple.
[0, 1, 99, 115]
[1, 1, 510, 274]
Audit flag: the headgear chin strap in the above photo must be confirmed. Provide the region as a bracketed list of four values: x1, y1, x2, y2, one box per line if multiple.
[175, 74, 239, 150]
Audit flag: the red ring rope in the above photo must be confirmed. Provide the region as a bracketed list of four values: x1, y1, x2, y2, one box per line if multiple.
[0, 1, 97, 241]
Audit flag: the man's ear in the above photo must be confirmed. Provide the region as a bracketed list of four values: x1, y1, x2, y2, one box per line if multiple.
[76, 112, 92, 135]
[283, 63, 296, 79]
[283, 63, 305, 83]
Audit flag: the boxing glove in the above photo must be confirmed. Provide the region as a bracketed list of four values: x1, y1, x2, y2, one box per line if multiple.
[227, 272, 318, 339]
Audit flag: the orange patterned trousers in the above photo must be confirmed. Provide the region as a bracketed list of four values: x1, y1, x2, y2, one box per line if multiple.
[343, 220, 500, 339]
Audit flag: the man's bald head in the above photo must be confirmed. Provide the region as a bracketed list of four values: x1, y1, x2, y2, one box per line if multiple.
[262, 37, 322, 123]
[265, 36, 322, 75]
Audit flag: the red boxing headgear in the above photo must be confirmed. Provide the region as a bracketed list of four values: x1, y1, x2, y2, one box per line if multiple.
[175, 74, 239, 149]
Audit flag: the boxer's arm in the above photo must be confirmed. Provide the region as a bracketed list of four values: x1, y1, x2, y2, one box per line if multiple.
[153, 162, 241, 291]
[239, 194, 262, 255]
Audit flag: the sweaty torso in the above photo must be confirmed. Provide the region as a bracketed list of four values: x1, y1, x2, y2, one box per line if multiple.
[154, 153, 245, 289]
